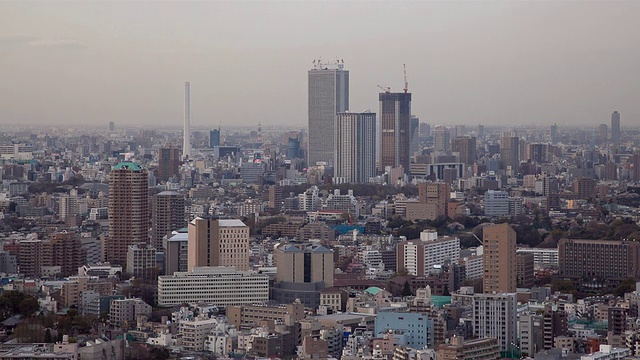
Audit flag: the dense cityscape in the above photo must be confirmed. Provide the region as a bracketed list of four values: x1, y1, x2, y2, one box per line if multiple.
[0, 57, 638, 360]
[2, 2, 640, 360]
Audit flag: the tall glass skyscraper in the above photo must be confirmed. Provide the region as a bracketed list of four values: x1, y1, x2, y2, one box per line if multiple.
[308, 60, 349, 167]
[334, 112, 376, 183]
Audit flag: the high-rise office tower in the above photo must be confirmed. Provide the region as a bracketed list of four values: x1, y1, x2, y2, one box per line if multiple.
[107, 162, 149, 267]
[209, 128, 221, 148]
[379, 92, 411, 171]
[598, 124, 608, 142]
[187, 217, 250, 271]
[409, 116, 420, 156]
[287, 132, 302, 159]
[550, 123, 558, 144]
[108, 121, 115, 132]
[183, 81, 191, 160]
[500, 131, 520, 172]
[433, 126, 451, 153]
[308, 60, 349, 166]
[334, 112, 377, 183]
[477, 124, 485, 139]
[157, 145, 181, 183]
[483, 223, 517, 293]
[451, 136, 477, 166]
[611, 111, 621, 142]
[151, 191, 186, 250]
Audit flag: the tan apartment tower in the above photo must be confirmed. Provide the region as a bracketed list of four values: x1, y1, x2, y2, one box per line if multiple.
[187, 217, 250, 271]
[151, 191, 186, 250]
[157, 145, 181, 182]
[483, 223, 517, 293]
[107, 162, 149, 267]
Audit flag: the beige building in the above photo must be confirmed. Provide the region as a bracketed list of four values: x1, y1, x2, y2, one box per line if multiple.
[187, 217, 249, 271]
[437, 336, 500, 360]
[109, 298, 152, 328]
[60, 276, 113, 308]
[227, 301, 305, 328]
[274, 243, 334, 287]
[151, 191, 186, 250]
[418, 182, 450, 218]
[107, 162, 149, 267]
[483, 223, 517, 293]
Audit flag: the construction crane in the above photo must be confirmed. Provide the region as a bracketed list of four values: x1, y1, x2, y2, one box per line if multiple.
[377, 85, 391, 93]
[403, 63, 408, 94]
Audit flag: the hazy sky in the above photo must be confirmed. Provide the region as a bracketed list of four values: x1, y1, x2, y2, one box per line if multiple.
[1, 1, 639, 128]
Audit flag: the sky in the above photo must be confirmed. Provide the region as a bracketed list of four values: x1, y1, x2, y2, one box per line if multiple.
[1, 1, 639, 129]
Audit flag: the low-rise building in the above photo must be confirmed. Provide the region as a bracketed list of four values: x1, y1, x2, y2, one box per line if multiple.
[157, 266, 269, 307]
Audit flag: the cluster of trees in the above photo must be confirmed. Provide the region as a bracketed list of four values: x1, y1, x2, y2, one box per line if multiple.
[0, 291, 40, 321]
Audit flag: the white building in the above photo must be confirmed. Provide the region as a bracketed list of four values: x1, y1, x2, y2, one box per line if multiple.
[581, 345, 630, 360]
[461, 255, 483, 280]
[109, 298, 152, 327]
[516, 248, 559, 269]
[179, 317, 220, 352]
[334, 112, 376, 184]
[397, 230, 460, 276]
[298, 186, 320, 211]
[308, 61, 349, 167]
[157, 266, 269, 307]
[484, 190, 509, 217]
[126, 243, 157, 278]
[473, 292, 517, 352]
[324, 189, 360, 216]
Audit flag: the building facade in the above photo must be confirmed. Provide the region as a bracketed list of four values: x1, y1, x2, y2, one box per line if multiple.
[308, 61, 349, 166]
[483, 223, 517, 293]
[107, 162, 149, 267]
[157, 266, 269, 306]
[334, 111, 376, 183]
[187, 217, 250, 271]
[379, 92, 412, 172]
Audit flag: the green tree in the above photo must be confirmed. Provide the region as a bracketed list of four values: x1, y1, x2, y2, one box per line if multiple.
[19, 296, 40, 317]
[402, 281, 412, 297]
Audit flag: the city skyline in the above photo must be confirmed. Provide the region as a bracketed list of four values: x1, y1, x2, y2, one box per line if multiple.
[1, 2, 639, 127]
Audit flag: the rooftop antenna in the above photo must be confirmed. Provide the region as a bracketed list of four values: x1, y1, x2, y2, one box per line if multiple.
[403, 63, 408, 94]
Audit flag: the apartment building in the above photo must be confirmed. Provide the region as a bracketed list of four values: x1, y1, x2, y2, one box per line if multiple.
[157, 266, 269, 307]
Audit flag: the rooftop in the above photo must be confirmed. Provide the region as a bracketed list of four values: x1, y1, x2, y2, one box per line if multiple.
[113, 161, 143, 171]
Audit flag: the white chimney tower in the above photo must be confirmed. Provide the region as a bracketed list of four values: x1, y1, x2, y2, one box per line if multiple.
[183, 81, 191, 160]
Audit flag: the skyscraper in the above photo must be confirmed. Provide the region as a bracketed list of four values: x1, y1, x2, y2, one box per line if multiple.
[308, 60, 349, 166]
[598, 124, 608, 142]
[151, 191, 186, 250]
[183, 81, 191, 160]
[209, 128, 221, 148]
[550, 123, 558, 144]
[409, 116, 420, 156]
[157, 145, 181, 183]
[451, 136, 477, 166]
[187, 217, 250, 271]
[107, 162, 149, 267]
[433, 126, 451, 153]
[500, 131, 520, 172]
[334, 111, 377, 183]
[483, 223, 516, 293]
[611, 111, 621, 142]
[379, 92, 412, 172]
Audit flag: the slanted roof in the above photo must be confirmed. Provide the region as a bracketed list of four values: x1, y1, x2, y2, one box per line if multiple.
[365, 286, 383, 295]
